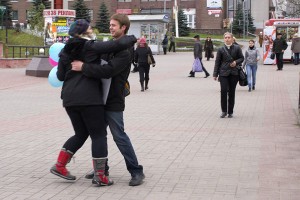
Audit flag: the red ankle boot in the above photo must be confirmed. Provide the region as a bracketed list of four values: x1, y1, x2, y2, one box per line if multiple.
[92, 158, 113, 186]
[50, 148, 76, 180]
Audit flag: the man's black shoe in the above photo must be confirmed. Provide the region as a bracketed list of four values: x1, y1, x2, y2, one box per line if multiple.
[129, 173, 145, 186]
[220, 112, 227, 118]
[188, 74, 195, 77]
[228, 114, 233, 118]
[204, 74, 210, 78]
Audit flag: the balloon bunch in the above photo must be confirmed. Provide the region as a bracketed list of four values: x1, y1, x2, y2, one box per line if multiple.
[48, 43, 65, 87]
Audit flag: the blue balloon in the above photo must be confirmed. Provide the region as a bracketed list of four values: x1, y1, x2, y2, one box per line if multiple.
[48, 66, 63, 87]
[49, 43, 65, 63]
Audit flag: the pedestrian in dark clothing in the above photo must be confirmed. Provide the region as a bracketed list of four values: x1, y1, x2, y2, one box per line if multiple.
[71, 14, 145, 186]
[162, 34, 168, 55]
[168, 32, 176, 52]
[188, 35, 210, 78]
[291, 33, 300, 65]
[130, 46, 138, 72]
[272, 32, 288, 70]
[213, 32, 244, 118]
[134, 37, 156, 91]
[50, 19, 135, 187]
[204, 36, 214, 61]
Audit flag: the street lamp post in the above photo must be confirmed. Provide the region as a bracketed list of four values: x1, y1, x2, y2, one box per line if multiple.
[243, 0, 245, 39]
[5, 8, 8, 43]
[174, 0, 179, 37]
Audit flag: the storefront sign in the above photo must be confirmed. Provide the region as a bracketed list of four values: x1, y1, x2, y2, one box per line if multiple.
[208, 10, 222, 15]
[116, 9, 132, 15]
[207, 0, 222, 9]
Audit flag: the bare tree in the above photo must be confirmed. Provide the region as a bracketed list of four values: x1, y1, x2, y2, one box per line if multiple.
[286, 0, 300, 17]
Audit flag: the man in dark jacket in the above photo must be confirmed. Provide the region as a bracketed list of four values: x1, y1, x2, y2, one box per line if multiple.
[71, 14, 145, 186]
[188, 35, 210, 78]
[213, 32, 244, 118]
[272, 32, 288, 70]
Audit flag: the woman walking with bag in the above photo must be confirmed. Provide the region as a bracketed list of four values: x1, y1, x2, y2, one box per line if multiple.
[242, 39, 260, 92]
[134, 38, 155, 91]
[213, 32, 244, 118]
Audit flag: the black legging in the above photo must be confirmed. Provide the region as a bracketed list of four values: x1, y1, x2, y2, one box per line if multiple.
[138, 63, 150, 82]
[219, 75, 239, 114]
[63, 105, 107, 158]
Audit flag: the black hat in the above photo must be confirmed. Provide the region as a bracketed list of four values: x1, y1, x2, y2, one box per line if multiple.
[193, 35, 200, 39]
[68, 19, 90, 37]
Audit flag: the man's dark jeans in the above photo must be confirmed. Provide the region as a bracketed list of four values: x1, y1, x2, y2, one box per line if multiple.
[105, 111, 143, 176]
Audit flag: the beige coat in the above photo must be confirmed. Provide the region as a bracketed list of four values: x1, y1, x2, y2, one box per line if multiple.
[291, 36, 300, 53]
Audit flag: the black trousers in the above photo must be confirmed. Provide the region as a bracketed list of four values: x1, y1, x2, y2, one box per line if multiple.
[163, 47, 167, 55]
[63, 105, 107, 158]
[138, 63, 150, 82]
[219, 75, 239, 114]
[168, 42, 175, 52]
[275, 53, 284, 70]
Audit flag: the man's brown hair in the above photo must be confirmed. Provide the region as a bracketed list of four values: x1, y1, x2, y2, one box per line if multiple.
[110, 13, 130, 34]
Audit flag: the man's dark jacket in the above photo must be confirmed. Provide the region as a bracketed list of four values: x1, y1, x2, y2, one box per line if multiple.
[272, 38, 288, 53]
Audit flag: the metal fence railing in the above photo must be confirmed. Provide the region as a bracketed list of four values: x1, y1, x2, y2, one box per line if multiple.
[5, 45, 50, 58]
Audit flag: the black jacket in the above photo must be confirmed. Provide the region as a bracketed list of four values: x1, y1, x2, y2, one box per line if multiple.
[272, 38, 288, 53]
[134, 46, 155, 65]
[82, 49, 132, 111]
[56, 36, 136, 107]
[194, 41, 202, 59]
[213, 44, 244, 77]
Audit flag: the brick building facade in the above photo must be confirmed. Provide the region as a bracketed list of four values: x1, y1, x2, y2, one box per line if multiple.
[10, 0, 225, 31]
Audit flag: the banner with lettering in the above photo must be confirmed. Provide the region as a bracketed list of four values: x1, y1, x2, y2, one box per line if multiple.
[43, 9, 76, 46]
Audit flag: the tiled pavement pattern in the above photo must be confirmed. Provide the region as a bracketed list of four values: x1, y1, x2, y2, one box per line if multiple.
[0, 42, 299, 200]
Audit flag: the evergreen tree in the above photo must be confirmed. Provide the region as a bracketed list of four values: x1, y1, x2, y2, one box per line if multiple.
[0, 0, 12, 27]
[72, 0, 91, 22]
[28, 3, 45, 31]
[232, 3, 244, 37]
[96, 2, 110, 33]
[247, 12, 256, 34]
[32, 0, 51, 9]
[232, 3, 256, 37]
[177, 9, 190, 37]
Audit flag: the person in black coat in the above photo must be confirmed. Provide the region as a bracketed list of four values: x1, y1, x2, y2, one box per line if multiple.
[204, 36, 214, 61]
[188, 35, 210, 78]
[51, 19, 135, 186]
[134, 37, 156, 91]
[272, 32, 288, 70]
[213, 32, 244, 118]
[162, 34, 168, 55]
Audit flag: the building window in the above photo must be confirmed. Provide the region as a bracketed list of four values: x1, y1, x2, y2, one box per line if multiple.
[227, 0, 251, 19]
[12, 10, 18, 20]
[117, 0, 132, 2]
[183, 8, 196, 29]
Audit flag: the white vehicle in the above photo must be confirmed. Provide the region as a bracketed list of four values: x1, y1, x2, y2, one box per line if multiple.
[263, 18, 300, 65]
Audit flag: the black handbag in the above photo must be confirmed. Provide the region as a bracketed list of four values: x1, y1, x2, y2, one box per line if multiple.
[238, 68, 248, 87]
[270, 52, 275, 59]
